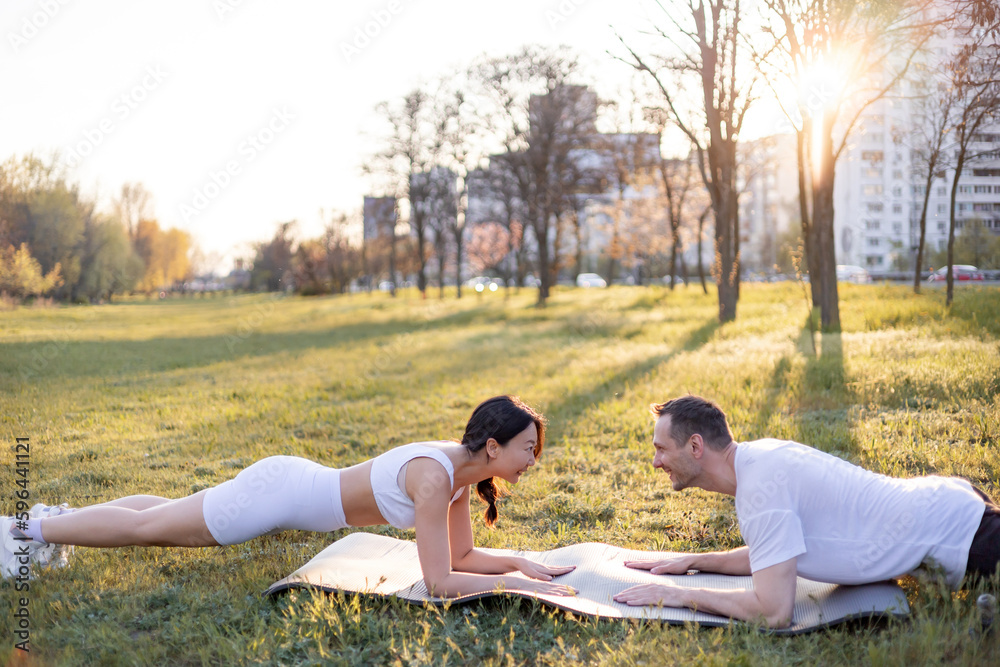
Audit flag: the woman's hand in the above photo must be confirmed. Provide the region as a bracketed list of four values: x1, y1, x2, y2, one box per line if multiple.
[514, 557, 576, 581]
[624, 553, 697, 575]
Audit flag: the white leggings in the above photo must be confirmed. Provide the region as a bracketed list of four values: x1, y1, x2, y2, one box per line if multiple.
[201, 456, 349, 545]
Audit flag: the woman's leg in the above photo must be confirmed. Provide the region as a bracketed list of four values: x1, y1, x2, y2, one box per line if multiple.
[39, 490, 218, 548]
[73, 495, 173, 513]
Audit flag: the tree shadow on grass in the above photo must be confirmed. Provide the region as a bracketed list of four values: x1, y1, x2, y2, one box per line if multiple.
[770, 317, 856, 452]
[946, 288, 1000, 339]
[0, 302, 517, 386]
[541, 318, 720, 439]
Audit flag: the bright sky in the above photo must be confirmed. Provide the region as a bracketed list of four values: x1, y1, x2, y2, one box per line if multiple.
[2, 0, 774, 273]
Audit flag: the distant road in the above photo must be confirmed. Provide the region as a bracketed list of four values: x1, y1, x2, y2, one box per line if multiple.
[877, 280, 1000, 287]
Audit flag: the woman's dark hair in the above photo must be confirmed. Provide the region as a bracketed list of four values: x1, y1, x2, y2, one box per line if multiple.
[461, 395, 545, 527]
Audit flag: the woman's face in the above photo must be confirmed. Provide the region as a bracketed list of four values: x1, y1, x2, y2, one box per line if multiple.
[492, 422, 538, 484]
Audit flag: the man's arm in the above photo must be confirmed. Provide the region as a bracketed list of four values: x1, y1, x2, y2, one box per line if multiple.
[614, 557, 798, 629]
[625, 546, 751, 575]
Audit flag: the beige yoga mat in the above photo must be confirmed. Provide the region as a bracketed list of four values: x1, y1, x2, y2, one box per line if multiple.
[266, 533, 909, 634]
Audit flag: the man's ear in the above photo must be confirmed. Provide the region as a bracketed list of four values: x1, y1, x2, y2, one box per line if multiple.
[689, 433, 705, 458]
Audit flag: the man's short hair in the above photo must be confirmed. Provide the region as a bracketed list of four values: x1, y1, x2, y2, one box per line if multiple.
[650, 395, 733, 451]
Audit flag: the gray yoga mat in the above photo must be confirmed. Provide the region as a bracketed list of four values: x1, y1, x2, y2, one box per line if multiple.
[266, 532, 910, 634]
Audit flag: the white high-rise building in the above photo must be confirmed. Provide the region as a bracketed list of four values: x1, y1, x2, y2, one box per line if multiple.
[738, 134, 799, 274]
[833, 14, 1000, 273]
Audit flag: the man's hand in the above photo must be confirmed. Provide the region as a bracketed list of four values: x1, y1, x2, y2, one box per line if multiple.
[614, 580, 682, 607]
[624, 554, 697, 575]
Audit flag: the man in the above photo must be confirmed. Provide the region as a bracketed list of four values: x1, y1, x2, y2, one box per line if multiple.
[613, 395, 999, 628]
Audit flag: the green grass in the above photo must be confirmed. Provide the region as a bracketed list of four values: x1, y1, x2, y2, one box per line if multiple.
[1, 283, 1000, 664]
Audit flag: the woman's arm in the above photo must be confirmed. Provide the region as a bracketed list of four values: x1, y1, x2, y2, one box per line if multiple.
[446, 486, 574, 580]
[407, 459, 574, 598]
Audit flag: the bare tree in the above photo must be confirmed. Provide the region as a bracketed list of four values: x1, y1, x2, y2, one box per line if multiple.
[467, 157, 531, 292]
[418, 166, 457, 298]
[941, 35, 1000, 304]
[365, 89, 435, 297]
[907, 58, 959, 293]
[617, 0, 756, 322]
[431, 79, 483, 299]
[694, 204, 712, 293]
[471, 47, 592, 306]
[323, 209, 364, 294]
[593, 93, 662, 286]
[112, 182, 152, 241]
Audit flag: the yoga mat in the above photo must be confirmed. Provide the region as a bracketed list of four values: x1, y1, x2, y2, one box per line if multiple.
[266, 533, 910, 635]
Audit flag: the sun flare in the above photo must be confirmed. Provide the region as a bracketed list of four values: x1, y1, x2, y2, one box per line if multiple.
[798, 55, 849, 180]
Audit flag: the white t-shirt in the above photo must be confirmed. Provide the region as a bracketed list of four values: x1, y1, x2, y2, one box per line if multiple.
[734, 439, 985, 589]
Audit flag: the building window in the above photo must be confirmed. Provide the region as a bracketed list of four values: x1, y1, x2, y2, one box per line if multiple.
[893, 169, 903, 179]
[862, 150, 884, 162]
[865, 220, 881, 230]
[938, 204, 947, 213]
[868, 237, 881, 247]
[959, 185, 973, 194]
[863, 185, 884, 196]
[937, 222, 946, 232]
[893, 222, 902, 234]
[863, 168, 882, 179]
[867, 202, 884, 212]
[975, 185, 992, 194]
[936, 187, 947, 196]
[913, 185, 926, 196]
[893, 204, 902, 214]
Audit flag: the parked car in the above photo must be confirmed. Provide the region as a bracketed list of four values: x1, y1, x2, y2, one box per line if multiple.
[464, 276, 501, 292]
[660, 275, 685, 286]
[378, 281, 395, 292]
[576, 272, 607, 288]
[927, 265, 984, 282]
[836, 265, 871, 283]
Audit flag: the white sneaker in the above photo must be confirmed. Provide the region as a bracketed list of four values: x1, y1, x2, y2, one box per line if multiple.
[2, 517, 41, 579]
[28, 503, 73, 569]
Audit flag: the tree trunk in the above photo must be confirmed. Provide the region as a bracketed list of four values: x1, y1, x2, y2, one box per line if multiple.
[913, 166, 935, 294]
[575, 208, 584, 278]
[535, 215, 550, 306]
[946, 153, 964, 306]
[389, 233, 397, 297]
[812, 115, 840, 330]
[607, 219, 619, 286]
[796, 125, 820, 306]
[414, 212, 427, 298]
[698, 208, 709, 294]
[454, 227, 464, 299]
[716, 188, 738, 322]
[437, 233, 446, 299]
[668, 236, 678, 291]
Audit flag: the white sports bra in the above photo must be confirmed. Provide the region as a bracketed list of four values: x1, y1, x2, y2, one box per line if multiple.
[369, 442, 465, 529]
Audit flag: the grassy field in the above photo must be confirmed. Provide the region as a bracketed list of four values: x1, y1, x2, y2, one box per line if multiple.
[1, 283, 999, 665]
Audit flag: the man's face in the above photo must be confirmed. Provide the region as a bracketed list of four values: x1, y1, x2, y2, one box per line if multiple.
[652, 415, 699, 491]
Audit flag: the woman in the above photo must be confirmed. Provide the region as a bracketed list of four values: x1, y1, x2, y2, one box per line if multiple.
[3, 395, 576, 597]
